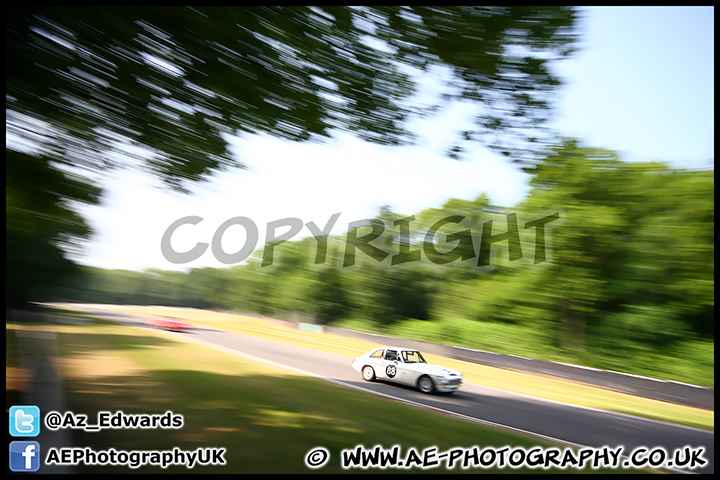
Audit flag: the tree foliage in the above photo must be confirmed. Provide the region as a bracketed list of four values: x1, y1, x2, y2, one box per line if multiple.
[7, 6, 578, 189]
[6, 6, 578, 305]
[6, 150, 101, 306]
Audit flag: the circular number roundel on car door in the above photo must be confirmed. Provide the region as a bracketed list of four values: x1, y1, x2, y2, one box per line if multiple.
[386, 364, 397, 378]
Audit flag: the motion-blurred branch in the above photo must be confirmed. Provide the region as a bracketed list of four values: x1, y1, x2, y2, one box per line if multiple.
[7, 6, 578, 189]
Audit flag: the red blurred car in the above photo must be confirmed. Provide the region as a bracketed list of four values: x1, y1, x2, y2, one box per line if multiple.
[145, 316, 192, 332]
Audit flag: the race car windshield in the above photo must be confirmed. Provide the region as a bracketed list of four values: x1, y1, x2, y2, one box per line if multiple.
[402, 351, 427, 363]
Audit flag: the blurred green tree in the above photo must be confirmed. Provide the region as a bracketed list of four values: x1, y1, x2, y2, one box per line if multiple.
[6, 6, 578, 306]
[7, 7, 578, 184]
[6, 150, 101, 306]
[306, 267, 351, 325]
[519, 140, 714, 352]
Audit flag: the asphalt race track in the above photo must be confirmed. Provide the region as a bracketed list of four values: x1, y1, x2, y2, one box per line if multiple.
[54, 305, 714, 474]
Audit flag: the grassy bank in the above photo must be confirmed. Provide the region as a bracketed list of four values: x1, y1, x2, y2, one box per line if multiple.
[334, 316, 715, 388]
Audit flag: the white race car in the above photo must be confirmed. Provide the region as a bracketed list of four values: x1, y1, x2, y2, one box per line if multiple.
[352, 347, 463, 394]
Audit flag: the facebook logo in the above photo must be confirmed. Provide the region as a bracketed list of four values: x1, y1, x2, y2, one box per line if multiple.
[9, 441, 41, 472]
[9, 405, 40, 437]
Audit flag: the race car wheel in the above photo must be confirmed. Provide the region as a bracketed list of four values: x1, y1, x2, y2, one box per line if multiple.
[362, 365, 376, 382]
[418, 375, 435, 394]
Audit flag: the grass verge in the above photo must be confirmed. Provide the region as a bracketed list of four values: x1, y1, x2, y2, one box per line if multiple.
[6, 316, 659, 474]
[58, 304, 713, 432]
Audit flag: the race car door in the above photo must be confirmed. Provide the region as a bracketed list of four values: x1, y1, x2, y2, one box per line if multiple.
[379, 349, 403, 382]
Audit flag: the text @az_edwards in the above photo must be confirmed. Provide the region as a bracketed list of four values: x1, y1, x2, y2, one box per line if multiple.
[45, 410, 183, 431]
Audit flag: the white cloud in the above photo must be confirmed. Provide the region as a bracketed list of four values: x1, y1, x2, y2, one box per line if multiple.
[74, 131, 530, 272]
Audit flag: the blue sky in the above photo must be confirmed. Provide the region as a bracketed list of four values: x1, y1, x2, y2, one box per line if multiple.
[551, 6, 713, 167]
[72, 6, 714, 272]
